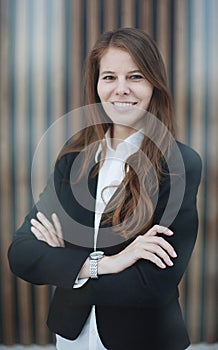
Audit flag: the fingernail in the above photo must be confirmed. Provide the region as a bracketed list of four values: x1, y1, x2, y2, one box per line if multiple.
[172, 251, 177, 257]
[161, 262, 166, 268]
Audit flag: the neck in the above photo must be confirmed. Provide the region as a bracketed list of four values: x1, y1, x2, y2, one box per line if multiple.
[110, 125, 136, 149]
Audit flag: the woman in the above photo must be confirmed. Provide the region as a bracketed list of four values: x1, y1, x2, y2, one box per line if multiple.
[8, 28, 202, 350]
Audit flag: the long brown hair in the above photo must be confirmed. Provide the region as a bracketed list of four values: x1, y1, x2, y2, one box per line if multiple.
[59, 28, 175, 239]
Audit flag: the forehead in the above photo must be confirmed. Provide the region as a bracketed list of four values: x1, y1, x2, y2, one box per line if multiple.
[99, 47, 139, 71]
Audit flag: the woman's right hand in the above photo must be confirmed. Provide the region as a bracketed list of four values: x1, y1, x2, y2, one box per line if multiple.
[98, 225, 177, 275]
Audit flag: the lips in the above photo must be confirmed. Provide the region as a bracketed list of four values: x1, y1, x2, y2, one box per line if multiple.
[112, 102, 137, 107]
[108, 101, 138, 113]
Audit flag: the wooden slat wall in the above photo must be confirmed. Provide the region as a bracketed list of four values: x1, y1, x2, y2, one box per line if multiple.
[0, 1, 15, 344]
[0, 0, 217, 345]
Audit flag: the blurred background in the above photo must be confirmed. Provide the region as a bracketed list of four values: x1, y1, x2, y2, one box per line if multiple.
[0, 0, 217, 346]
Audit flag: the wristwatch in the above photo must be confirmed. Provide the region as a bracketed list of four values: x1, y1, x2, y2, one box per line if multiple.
[89, 251, 105, 279]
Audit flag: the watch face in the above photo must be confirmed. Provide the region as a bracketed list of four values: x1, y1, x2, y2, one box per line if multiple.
[90, 251, 104, 260]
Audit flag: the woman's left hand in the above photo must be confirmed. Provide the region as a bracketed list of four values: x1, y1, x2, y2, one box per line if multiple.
[30, 212, 65, 247]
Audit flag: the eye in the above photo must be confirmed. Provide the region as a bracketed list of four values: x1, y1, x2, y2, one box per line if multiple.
[129, 74, 144, 80]
[102, 75, 115, 81]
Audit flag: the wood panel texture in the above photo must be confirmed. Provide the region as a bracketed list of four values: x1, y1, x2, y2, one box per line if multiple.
[0, 0, 217, 345]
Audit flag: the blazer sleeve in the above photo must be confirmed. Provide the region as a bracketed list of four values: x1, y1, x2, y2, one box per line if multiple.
[72, 145, 202, 308]
[8, 154, 91, 289]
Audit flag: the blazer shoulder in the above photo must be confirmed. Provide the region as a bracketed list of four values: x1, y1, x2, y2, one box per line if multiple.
[56, 152, 79, 167]
[54, 152, 81, 178]
[175, 141, 202, 185]
[176, 141, 202, 167]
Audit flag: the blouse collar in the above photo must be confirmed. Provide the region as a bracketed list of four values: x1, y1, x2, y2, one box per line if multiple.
[95, 128, 144, 163]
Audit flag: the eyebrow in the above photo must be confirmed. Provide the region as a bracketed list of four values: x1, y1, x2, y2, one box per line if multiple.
[100, 70, 142, 76]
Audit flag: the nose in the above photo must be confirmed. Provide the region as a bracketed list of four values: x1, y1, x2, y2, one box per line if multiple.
[115, 78, 130, 95]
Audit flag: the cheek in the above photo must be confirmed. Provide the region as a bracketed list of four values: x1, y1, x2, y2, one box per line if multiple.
[97, 81, 105, 101]
[97, 80, 101, 99]
[142, 87, 153, 104]
[148, 89, 153, 102]
[97, 81, 100, 96]
[97, 81, 113, 101]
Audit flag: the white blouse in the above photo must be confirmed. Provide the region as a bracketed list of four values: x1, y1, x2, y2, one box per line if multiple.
[56, 129, 144, 350]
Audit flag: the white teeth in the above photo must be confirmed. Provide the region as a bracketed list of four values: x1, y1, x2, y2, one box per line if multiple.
[113, 102, 135, 107]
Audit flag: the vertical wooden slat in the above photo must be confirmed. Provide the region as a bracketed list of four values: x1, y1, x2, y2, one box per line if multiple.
[51, 0, 65, 120]
[48, 0, 65, 167]
[63, 0, 84, 144]
[187, 0, 205, 343]
[0, 0, 15, 344]
[14, 0, 33, 344]
[35, 285, 50, 345]
[174, 0, 188, 315]
[190, 0, 205, 153]
[174, 0, 188, 142]
[31, 0, 49, 344]
[156, 0, 170, 78]
[71, 0, 83, 110]
[121, 0, 135, 27]
[204, 0, 218, 342]
[139, 0, 153, 36]
[103, 0, 117, 31]
[31, 0, 47, 195]
[86, 0, 100, 53]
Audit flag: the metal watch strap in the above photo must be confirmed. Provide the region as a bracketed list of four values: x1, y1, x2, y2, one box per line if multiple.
[89, 251, 104, 279]
[89, 259, 98, 279]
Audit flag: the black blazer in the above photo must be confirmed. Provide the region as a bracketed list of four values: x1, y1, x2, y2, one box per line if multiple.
[8, 141, 202, 350]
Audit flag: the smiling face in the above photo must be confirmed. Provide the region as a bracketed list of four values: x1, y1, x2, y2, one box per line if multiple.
[97, 47, 153, 140]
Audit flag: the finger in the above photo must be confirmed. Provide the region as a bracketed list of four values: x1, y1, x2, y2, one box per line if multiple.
[30, 218, 49, 236]
[147, 236, 177, 258]
[36, 212, 64, 246]
[146, 225, 173, 237]
[134, 235, 177, 260]
[51, 213, 65, 247]
[47, 232, 63, 246]
[31, 226, 45, 240]
[36, 212, 56, 235]
[31, 225, 62, 247]
[31, 220, 53, 242]
[141, 251, 166, 269]
[31, 218, 59, 245]
[51, 213, 63, 235]
[144, 243, 174, 266]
